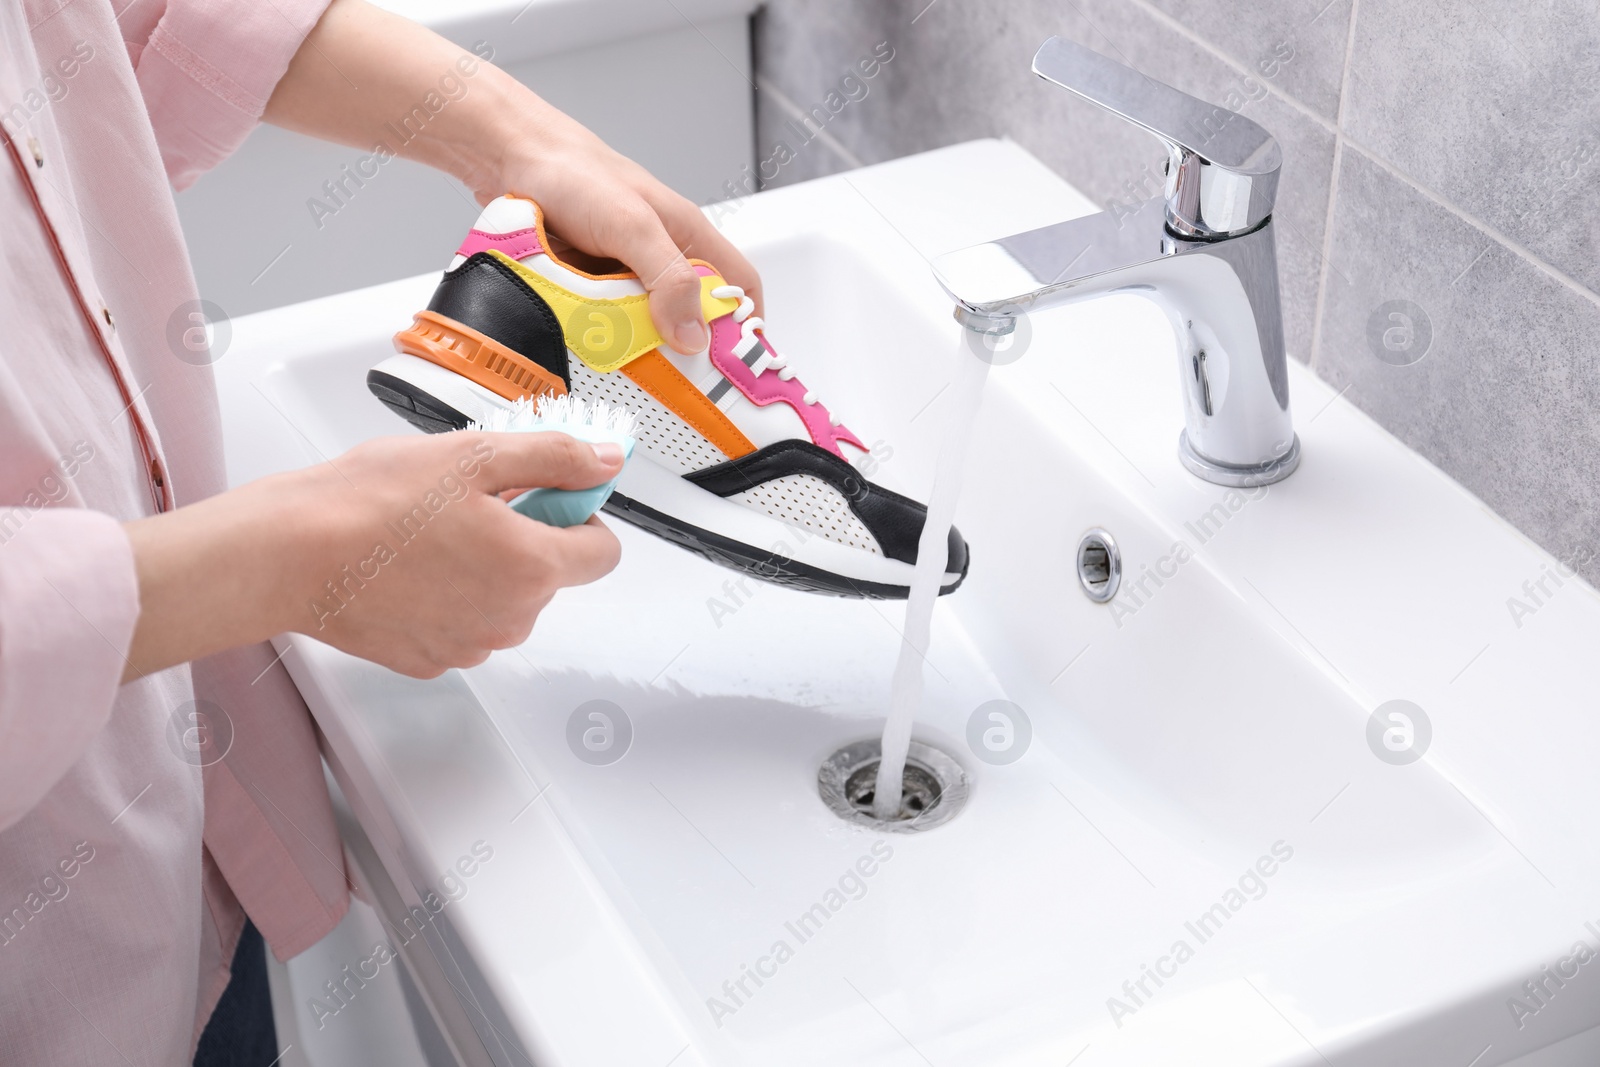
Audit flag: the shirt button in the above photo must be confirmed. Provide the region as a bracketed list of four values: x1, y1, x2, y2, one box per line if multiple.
[102, 306, 115, 331]
[27, 137, 42, 167]
[150, 460, 165, 489]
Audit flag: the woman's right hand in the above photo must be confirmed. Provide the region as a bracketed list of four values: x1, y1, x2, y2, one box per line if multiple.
[122, 430, 623, 680]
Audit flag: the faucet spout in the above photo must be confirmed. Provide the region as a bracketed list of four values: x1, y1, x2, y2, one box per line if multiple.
[929, 38, 1300, 487]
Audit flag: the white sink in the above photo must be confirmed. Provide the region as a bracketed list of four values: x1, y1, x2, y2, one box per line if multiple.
[216, 139, 1600, 1067]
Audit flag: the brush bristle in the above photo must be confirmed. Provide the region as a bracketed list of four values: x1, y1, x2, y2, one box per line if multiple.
[470, 393, 638, 438]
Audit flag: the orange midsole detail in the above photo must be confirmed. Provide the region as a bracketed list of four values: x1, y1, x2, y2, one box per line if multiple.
[393, 310, 567, 403]
[621, 351, 756, 460]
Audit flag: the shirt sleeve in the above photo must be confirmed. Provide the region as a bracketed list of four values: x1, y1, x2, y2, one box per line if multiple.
[0, 509, 140, 831]
[123, 0, 334, 190]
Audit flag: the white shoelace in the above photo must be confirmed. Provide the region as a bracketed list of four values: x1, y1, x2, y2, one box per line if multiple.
[711, 284, 843, 428]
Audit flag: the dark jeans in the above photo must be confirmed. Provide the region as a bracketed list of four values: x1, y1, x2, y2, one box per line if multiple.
[193, 920, 278, 1067]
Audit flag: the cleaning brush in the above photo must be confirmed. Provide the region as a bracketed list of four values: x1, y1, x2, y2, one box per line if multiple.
[471, 394, 638, 527]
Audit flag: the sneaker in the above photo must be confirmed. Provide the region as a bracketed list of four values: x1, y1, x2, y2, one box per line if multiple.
[367, 195, 969, 598]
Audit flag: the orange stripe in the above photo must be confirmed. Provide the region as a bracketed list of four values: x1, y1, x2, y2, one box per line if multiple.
[621, 350, 756, 459]
[394, 310, 567, 403]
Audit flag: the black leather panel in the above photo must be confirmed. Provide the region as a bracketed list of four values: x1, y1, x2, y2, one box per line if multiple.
[427, 252, 569, 384]
[684, 439, 969, 572]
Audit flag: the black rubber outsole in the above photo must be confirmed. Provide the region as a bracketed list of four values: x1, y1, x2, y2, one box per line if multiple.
[368, 369, 473, 434]
[602, 492, 966, 600]
[367, 370, 969, 599]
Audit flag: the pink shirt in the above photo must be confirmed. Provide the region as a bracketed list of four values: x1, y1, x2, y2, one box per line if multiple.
[0, 0, 347, 1061]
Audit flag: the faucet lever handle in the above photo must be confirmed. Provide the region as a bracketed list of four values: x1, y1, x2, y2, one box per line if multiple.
[1032, 35, 1281, 238]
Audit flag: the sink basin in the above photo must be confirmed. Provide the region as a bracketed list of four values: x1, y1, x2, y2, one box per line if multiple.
[215, 139, 1600, 1067]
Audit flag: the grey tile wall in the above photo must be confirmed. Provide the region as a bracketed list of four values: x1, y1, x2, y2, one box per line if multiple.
[1319, 150, 1600, 568]
[750, 0, 1600, 580]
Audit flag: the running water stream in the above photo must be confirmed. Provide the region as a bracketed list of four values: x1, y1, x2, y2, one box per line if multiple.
[872, 339, 992, 820]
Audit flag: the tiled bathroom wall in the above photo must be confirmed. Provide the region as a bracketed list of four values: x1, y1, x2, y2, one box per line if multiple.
[750, 0, 1600, 580]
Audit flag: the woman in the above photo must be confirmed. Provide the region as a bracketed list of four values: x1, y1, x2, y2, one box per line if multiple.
[0, 0, 761, 1061]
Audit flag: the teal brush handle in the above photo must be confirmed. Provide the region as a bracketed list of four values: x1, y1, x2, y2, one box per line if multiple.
[508, 437, 635, 527]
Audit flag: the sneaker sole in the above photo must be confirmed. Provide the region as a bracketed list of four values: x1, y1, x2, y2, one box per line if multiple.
[603, 491, 965, 599]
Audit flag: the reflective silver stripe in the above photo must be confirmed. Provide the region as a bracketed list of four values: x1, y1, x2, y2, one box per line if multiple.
[705, 343, 765, 405]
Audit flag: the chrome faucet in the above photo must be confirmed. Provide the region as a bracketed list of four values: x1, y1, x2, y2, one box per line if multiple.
[932, 36, 1299, 486]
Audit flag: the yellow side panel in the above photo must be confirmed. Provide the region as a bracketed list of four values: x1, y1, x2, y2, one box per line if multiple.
[489, 250, 740, 373]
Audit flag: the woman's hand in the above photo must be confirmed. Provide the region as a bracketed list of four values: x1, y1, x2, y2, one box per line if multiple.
[481, 112, 763, 354]
[264, 0, 762, 355]
[122, 432, 622, 680]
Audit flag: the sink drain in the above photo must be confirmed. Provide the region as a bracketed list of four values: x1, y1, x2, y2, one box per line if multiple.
[818, 739, 969, 832]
